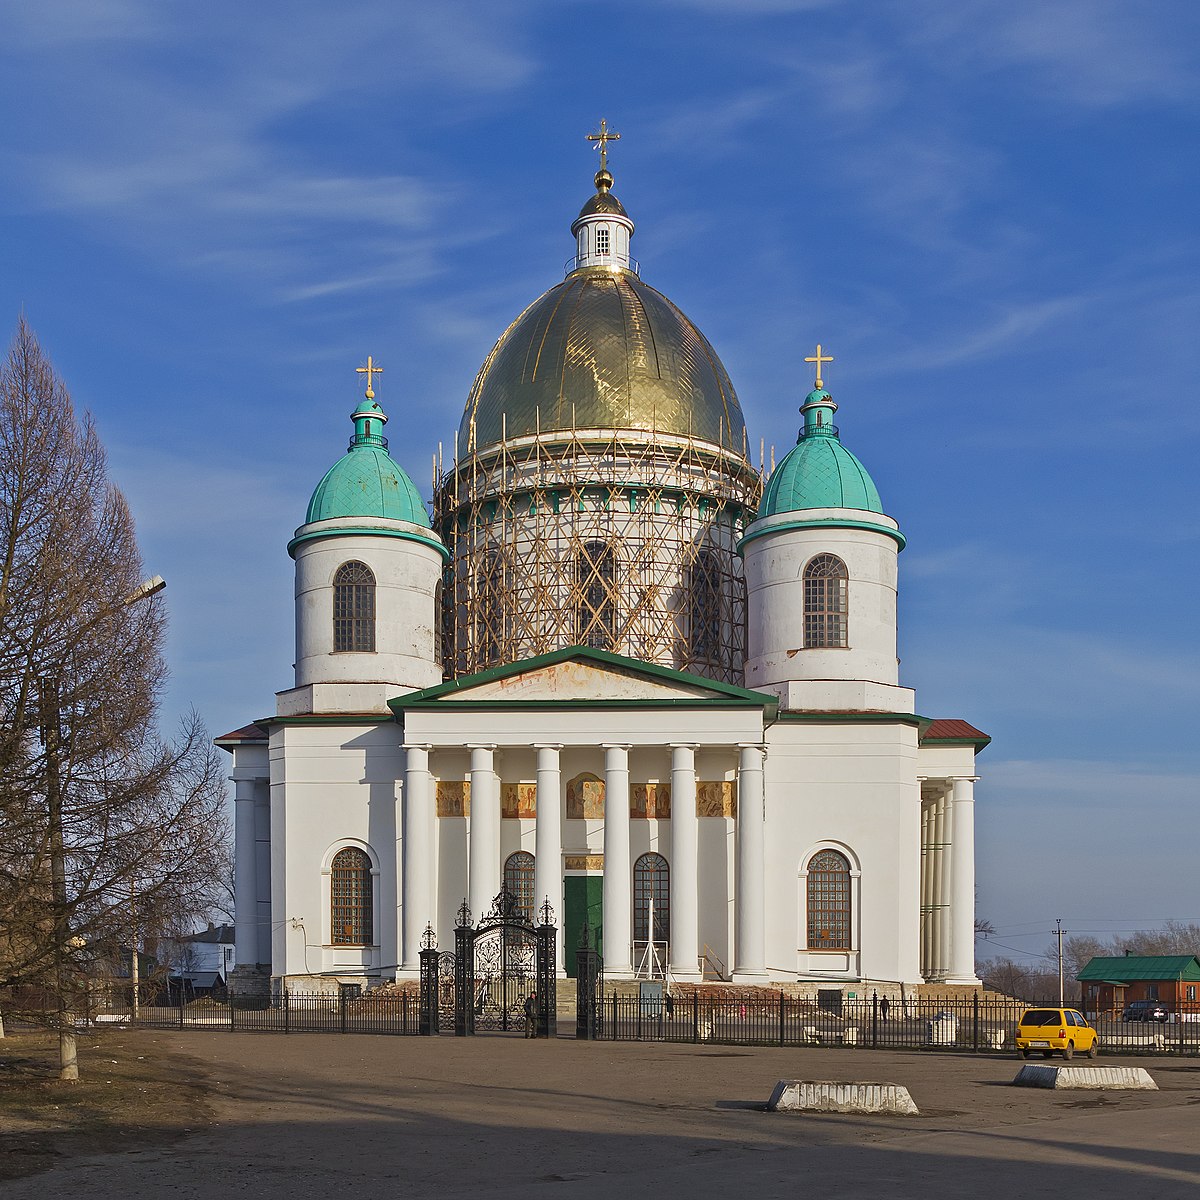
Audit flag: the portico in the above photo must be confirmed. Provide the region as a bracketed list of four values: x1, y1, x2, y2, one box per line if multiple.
[393, 647, 776, 981]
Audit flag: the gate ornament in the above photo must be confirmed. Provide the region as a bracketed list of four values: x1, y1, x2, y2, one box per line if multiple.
[456, 898, 473, 929]
[420, 923, 437, 952]
[482, 887, 521, 925]
[538, 897, 556, 927]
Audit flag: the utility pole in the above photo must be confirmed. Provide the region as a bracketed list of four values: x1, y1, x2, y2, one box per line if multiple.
[1056, 918, 1064, 1007]
[129, 880, 139, 1022]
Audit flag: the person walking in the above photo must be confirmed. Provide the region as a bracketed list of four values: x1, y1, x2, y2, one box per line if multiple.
[524, 990, 539, 1038]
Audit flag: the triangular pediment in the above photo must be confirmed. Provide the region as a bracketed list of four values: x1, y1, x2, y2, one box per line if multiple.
[391, 647, 776, 712]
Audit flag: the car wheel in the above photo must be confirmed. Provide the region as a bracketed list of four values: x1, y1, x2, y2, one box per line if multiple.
[1020, 1049, 1031, 1060]
[1087, 1042, 1098, 1059]
[1063, 1042, 1074, 1060]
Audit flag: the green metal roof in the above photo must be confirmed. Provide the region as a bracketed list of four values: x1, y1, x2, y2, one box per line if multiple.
[305, 396, 431, 527]
[1076, 955, 1200, 982]
[757, 387, 884, 519]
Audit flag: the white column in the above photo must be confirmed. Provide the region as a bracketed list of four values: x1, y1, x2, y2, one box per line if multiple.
[401, 744, 433, 974]
[468, 744, 499, 922]
[602, 744, 633, 976]
[933, 791, 950, 980]
[947, 777, 981, 983]
[668, 744, 701, 980]
[233, 774, 260, 967]
[533, 744, 563, 972]
[734, 744, 767, 982]
[253, 781, 271, 962]
[919, 795, 933, 979]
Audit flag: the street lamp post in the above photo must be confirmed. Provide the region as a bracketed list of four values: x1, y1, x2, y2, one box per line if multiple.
[43, 576, 165, 1081]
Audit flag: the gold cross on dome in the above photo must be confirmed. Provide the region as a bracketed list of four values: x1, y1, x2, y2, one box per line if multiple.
[587, 119, 621, 171]
[356, 356, 383, 399]
[804, 343, 834, 389]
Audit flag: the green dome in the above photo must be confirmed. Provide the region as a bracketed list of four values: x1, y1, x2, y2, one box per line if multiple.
[757, 387, 883, 517]
[305, 398, 431, 527]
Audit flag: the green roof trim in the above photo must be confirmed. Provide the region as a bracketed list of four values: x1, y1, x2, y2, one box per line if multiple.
[739, 516, 906, 553]
[287, 525, 449, 561]
[389, 645, 779, 718]
[775, 710, 932, 734]
[253, 713, 398, 727]
[1076, 955, 1200, 982]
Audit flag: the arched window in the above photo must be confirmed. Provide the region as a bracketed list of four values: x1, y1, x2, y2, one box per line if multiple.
[806, 849, 851, 950]
[688, 549, 722, 663]
[333, 561, 376, 653]
[633, 853, 670, 962]
[503, 851, 535, 924]
[576, 539, 617, 649]
[330, 847, 373, 946]
[803, 554, 848, 648]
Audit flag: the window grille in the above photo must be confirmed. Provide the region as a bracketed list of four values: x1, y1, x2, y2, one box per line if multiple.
[576, 540, 618, 650]
[331, 847, 373, 946]
[633, 852, 670, 945]
[806, 849, 851, 950]
[333, 561, 376, 652]
[803, 554, 848, 648]
[596, 227, 610, 255]
[688, 549, 722, 662]
[503, 851, 536, 924]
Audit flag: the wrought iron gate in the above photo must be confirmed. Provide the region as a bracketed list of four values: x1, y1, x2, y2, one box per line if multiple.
[452, 890, 557, 1036]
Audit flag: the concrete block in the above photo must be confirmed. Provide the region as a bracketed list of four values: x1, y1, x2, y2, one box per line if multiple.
[1012, 1065, 1157, 1091]
[767, 1079, 919, 1115]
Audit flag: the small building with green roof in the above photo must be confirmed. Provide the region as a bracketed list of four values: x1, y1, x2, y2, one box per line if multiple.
[1077, 955, 1200, 1015]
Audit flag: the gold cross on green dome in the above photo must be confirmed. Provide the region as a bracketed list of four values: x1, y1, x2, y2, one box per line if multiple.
[356, 356, 383, 400]
[587, 119, 621, 171]
[805, 344, 834, 390]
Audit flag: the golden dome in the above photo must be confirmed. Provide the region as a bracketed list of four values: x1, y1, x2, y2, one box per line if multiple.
[459, 266, 747, 454]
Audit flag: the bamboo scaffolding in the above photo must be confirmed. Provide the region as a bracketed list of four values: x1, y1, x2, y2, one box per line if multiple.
[433, 427, 764, 684]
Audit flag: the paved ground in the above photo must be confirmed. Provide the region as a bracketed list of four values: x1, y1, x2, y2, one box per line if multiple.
[9, 1033, 1200, 1198]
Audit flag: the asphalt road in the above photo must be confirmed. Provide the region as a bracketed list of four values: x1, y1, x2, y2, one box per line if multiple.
[10, 1033, 1200, 1199]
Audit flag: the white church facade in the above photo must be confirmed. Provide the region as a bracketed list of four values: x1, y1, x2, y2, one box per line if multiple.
[219, 142, 988, 997]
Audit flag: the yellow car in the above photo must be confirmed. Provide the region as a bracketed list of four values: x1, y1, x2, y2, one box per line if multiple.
[1015, 1007, 1099, 1060]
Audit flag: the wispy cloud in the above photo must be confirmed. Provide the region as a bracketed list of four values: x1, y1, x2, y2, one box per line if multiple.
[906, 0, 1200, 109]
[0, 3, 537, 300]
[868, 293, 1093, 377]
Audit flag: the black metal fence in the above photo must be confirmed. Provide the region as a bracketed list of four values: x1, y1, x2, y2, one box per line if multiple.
[121, 990, 420, 1036]
[595, 992, 1200, 1055]
[68, 989, 1200, 1054]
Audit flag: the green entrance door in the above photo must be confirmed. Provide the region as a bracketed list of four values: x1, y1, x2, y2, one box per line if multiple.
[564, 875, 603, 978]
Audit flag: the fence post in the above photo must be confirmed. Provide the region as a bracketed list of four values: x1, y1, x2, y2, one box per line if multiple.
[419, 928, 440, 1036]
[779, 991, 785, 1046]
[692, 991, 699, 1044]
[872, 991, 879, 1049]
[339, 987, 347, 1034]
[284, 989, 289, 1034]
[972, 992, 980, 1052]
[230, 994, 235, 1031]
[178, 992, 184, 1030]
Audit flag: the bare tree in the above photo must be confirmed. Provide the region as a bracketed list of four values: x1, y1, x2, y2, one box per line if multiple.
[0, 317, 230, 1078]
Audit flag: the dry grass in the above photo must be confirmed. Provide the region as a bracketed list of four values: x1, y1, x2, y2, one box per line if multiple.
[0, 1029, 212, 1181]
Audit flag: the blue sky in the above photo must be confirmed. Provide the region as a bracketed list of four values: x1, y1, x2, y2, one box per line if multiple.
[2, 1, 1197, 965]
